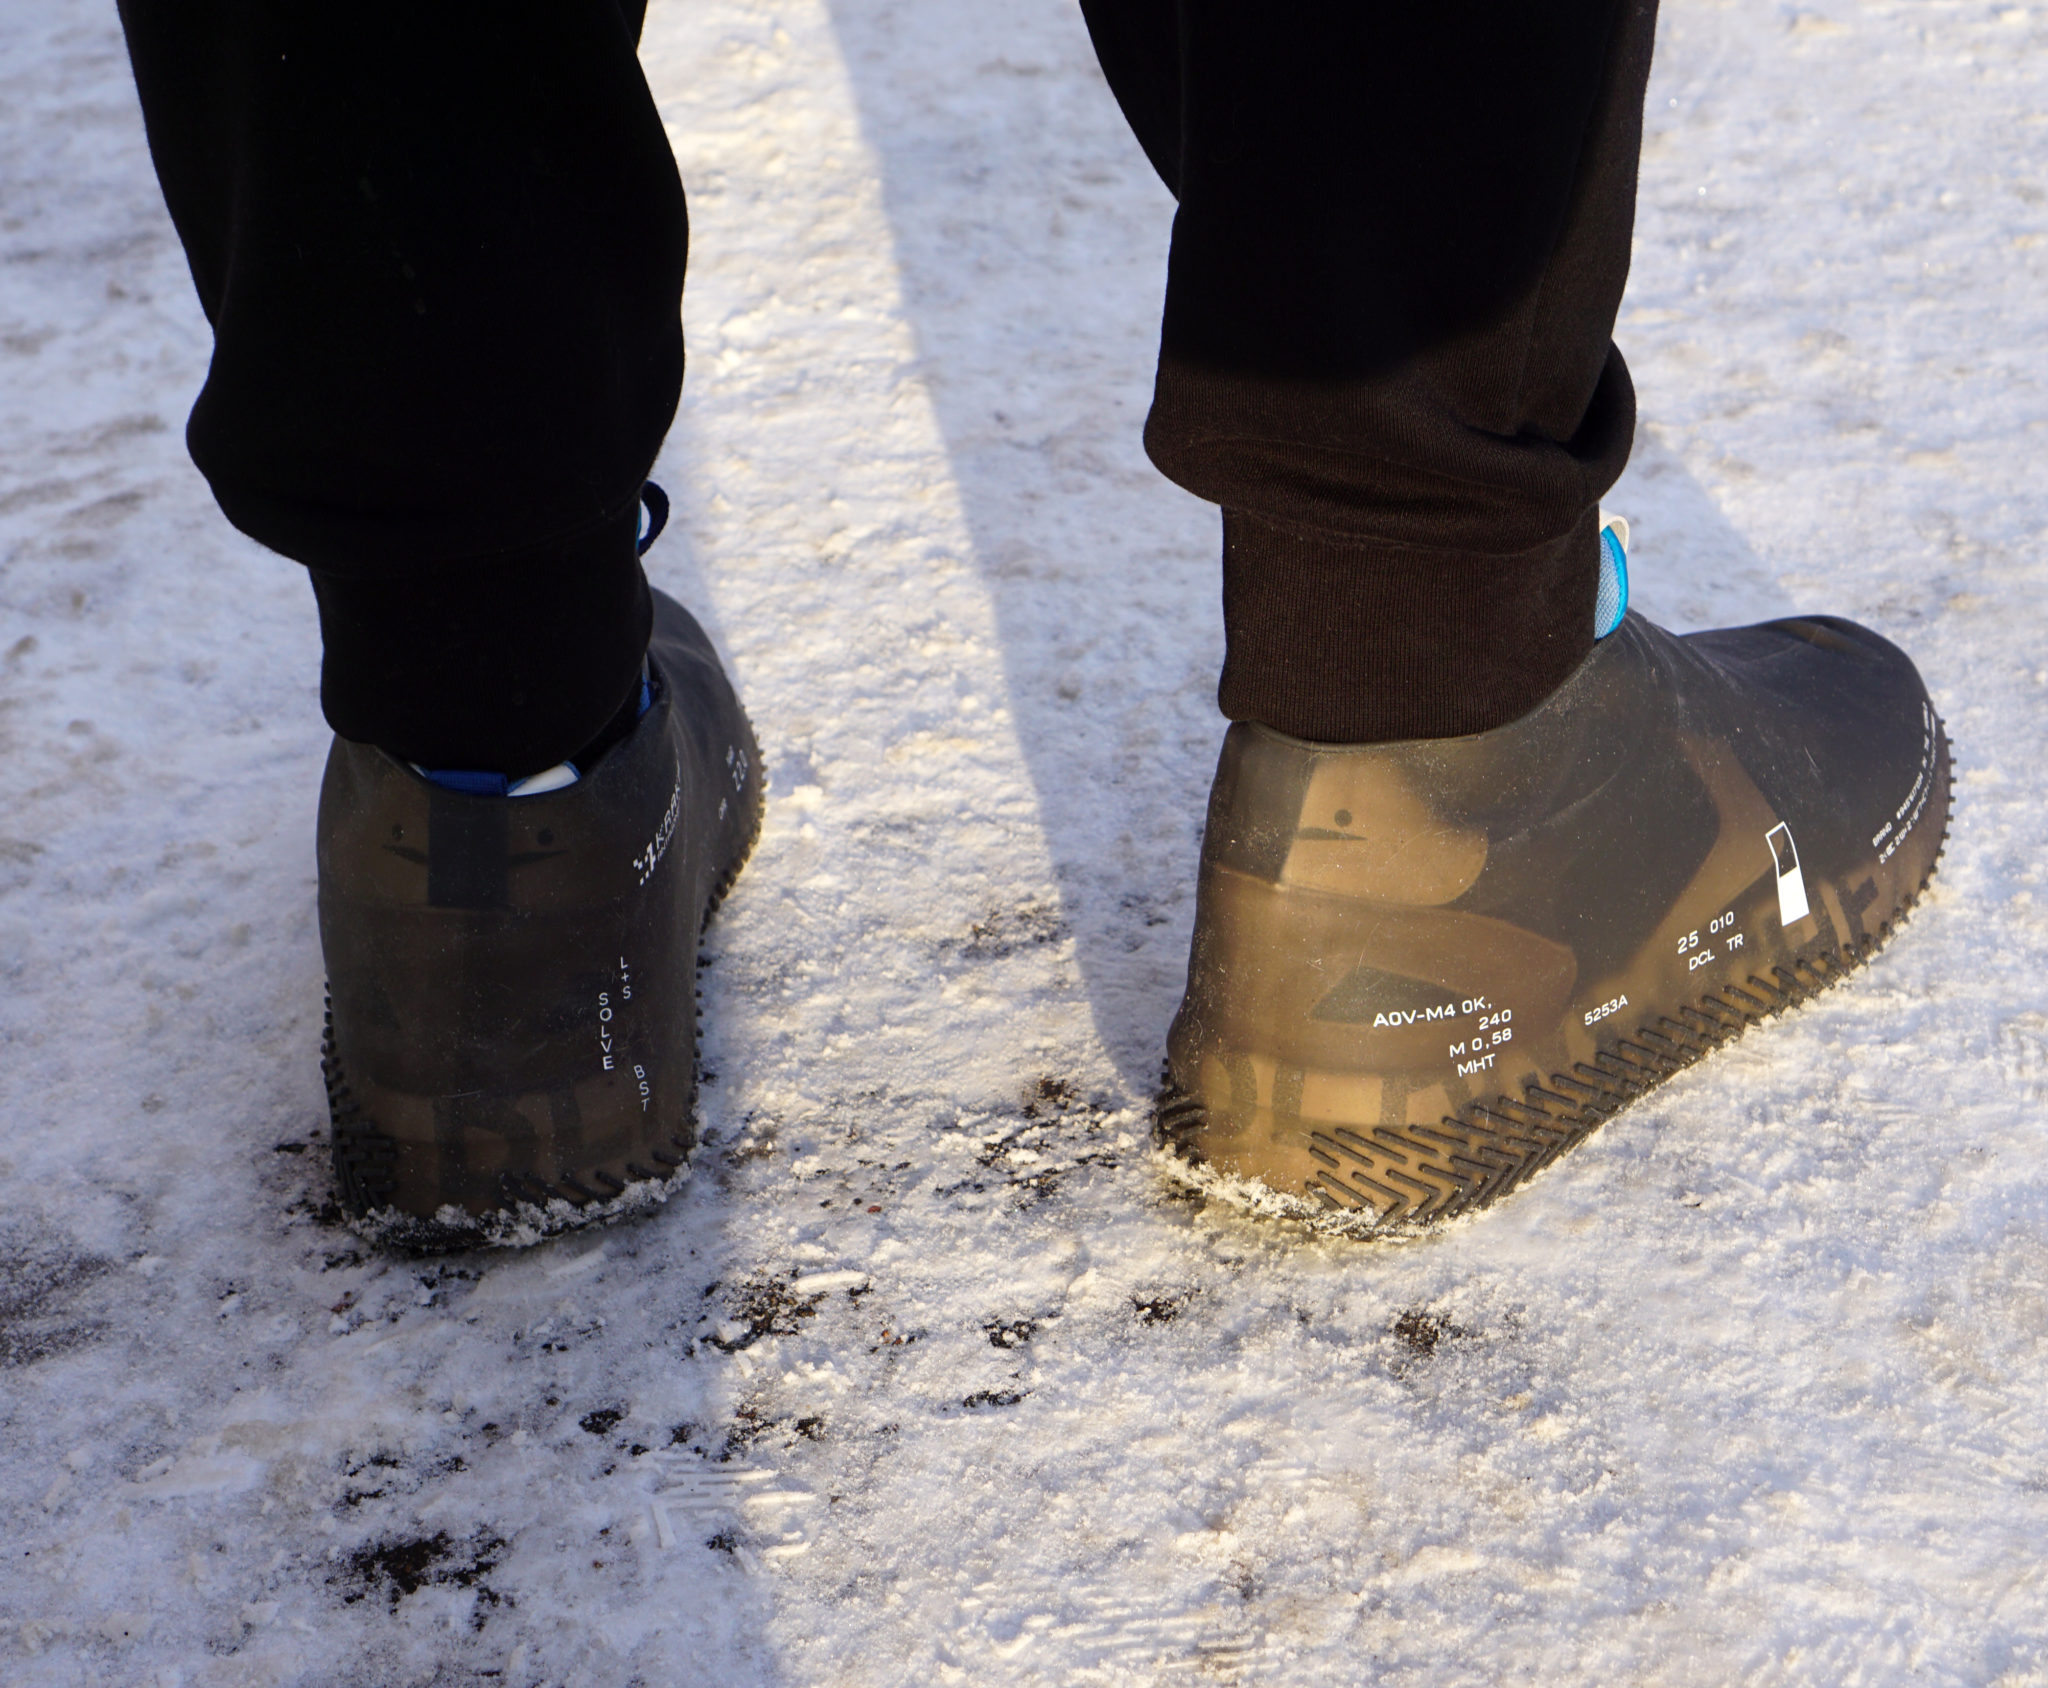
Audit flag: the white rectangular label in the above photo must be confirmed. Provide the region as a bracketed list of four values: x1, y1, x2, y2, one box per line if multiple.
[1765, 822, 1810, 927]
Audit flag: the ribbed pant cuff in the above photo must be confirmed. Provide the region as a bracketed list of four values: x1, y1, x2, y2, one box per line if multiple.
[1217, 507, 1602, 744]
[307, 506, 653, 773]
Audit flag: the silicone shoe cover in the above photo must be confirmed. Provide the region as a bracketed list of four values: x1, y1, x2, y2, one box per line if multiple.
[317, 591, 762, 1246]
[1160, 610, 1951, 1229]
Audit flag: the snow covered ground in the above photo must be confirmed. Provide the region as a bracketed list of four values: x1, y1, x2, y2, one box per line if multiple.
[3, 0, 2047, 1680]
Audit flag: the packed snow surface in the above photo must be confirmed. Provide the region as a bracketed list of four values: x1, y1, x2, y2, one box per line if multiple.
[3, 0, 2046, 1682]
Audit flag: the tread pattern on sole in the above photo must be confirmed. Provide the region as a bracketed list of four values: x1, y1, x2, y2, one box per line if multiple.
[1159, 744, 1952, 1233]
[324, 998, 397, 1214]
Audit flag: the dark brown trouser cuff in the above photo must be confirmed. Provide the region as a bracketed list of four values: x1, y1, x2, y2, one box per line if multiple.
[307, 504, 652, 773]
[1217, 507, 1601, 744]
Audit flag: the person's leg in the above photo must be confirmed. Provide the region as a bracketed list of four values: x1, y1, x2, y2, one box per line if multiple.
[1083, 2, 1951, 1227]
[1081, 0, 1654, 741]
[119, 1, 764, 1236]
[117, 0, 682, 771]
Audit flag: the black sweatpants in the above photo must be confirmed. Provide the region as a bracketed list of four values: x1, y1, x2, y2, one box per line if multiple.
[118, 0, 1656, 770]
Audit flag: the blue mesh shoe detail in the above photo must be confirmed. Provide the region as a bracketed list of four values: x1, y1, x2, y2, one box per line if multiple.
[1594, 512, 1631, 639]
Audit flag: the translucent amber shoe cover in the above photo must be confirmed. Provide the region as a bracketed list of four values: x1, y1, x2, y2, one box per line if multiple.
[1162, 610, 1950, 1228]
[317, 592, 762, 1245]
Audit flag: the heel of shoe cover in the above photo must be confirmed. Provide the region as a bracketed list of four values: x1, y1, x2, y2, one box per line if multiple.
[317, 592, 762, 1243]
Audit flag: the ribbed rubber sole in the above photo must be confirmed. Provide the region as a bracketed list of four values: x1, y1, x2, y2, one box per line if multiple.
[1156, 736, 1953, 1236]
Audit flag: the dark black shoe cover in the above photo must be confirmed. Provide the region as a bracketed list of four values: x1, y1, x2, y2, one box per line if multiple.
[318, 590, 761, 1245]
[1161, 610, 1951, 1230]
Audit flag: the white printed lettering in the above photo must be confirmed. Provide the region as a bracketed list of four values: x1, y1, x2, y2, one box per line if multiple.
[1583, 994, 1629, 1027]
[631, 764, 685, 885]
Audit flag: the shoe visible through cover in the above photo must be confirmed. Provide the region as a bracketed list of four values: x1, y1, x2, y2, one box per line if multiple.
[317, 589, 761, 1246]
[1161, 604, 1951, 1229]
